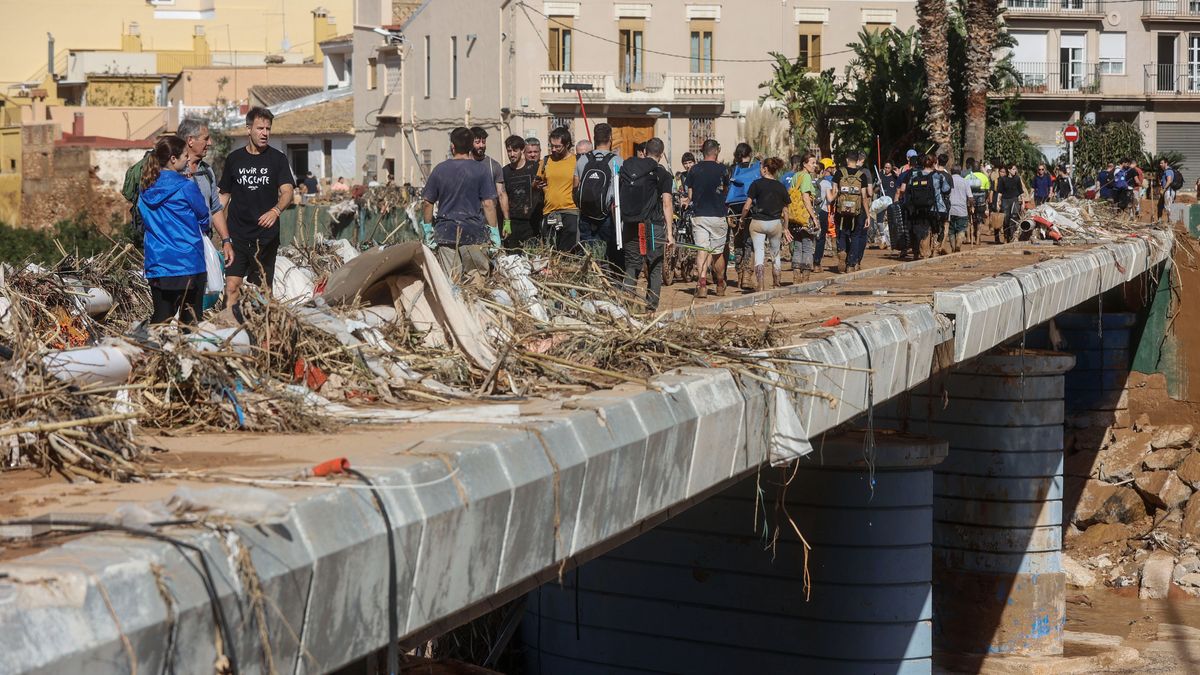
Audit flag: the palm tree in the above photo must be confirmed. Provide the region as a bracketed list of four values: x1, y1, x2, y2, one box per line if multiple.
[841, 27, 926, 163]
[962, 0, 1001, 164]
[759, 53, 839, 157]
[918, 0, 953, 163]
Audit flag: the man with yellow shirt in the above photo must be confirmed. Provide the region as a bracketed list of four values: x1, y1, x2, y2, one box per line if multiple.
[535, 126, 580, 251]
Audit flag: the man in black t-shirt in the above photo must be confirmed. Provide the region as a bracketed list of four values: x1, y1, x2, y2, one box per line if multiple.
[684, 139, 729, 297]
[502, 135, 540, 250]
[619, 137, 674, 312]
[218, 106, 295, 306]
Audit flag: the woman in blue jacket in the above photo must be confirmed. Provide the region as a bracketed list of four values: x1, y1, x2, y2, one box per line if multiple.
[137, 135, 211, 325]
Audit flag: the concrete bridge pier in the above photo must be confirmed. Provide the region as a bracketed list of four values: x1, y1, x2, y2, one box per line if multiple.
[887, 350, 1076, 657]
[520, 431, 947, 674]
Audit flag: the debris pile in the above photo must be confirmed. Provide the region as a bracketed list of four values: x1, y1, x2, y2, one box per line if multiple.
[1020, 198, 1162, 241]
[1065, 415, 1200, 599]
[0, 238, 822, 482]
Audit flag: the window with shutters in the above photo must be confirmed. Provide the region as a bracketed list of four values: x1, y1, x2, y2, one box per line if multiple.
[549, 18, 573, 71]
[690, 20, 714, 73]
[619, 20, 645, 90]
[368, 58, 377, 90]
[1099, 32, 1125, 75]
[798, 23, 822, 72]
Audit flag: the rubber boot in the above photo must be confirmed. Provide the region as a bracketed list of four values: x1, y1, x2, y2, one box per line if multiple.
[696, 277, 707, 299]
[738, 266, 748, 290]
[793, 269, 804, 285]
[771, 266, 781, 289]
[754, 265, 764, 292]
[837, 251, 848, 273]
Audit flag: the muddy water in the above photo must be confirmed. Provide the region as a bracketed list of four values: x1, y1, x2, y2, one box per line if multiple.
[1068, 590, 1200, 673]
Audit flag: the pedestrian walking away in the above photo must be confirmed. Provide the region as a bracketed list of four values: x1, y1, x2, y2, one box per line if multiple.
[724, 143, 760, 290]
[948, 165, 972, 253]
[1158, 158, 1181, 223]
[137, 135, 210, 325]
[423, 127, 499, 280]
[574, 122, 623, 274]
[832, 151, 872, 272]
[537, 127, 581, 252]
[217, 106, 295, 308]
[903, 154, 946, 260]
[964, 158, 990, 245]
[618, 137, 674, 312]
[739, 157, 791, 291]
[684, 139, 729, 297]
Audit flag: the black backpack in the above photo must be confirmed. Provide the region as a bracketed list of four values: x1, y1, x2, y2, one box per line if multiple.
[907, 172, 937, 213]
[575, 151, 616, 220]
[1170, 167, 1184, 191]
[618, 158, 663, 225]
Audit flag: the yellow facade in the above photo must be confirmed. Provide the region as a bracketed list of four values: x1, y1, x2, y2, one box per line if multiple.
[0, 0, 354, 86]
[86, 77, 161, 107]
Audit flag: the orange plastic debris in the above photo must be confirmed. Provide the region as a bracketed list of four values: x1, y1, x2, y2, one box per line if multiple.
[311, 457, 350, 477]
[822, 317, 842, 327]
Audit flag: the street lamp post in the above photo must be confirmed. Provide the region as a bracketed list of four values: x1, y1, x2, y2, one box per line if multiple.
[646, 106, 672, 169]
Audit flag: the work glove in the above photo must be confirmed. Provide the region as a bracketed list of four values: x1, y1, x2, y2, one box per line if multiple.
[502, 219, 512, 239]
[489, 225, 502, 248]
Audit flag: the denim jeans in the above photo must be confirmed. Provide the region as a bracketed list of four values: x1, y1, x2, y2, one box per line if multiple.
[836, 212, 868, 267]
[790, 227, 816, 271]
[814, 210, 829, 268]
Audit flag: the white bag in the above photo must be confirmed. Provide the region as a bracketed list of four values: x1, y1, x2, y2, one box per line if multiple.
[202, 235, 224, 294]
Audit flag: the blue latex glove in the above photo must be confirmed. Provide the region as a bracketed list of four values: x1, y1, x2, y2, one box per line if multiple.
[489, 225, 502, 247]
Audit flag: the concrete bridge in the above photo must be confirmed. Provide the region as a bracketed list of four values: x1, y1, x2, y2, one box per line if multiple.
[0, 232, 1174, 674]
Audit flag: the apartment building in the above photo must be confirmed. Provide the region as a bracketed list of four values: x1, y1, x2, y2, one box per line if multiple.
[349, 0, 917, 183]
[1002, 0, 1200, 176]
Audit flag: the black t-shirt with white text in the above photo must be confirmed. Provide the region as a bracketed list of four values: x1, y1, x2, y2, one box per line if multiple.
[218, 145, 295, 240]
[504, 161, 538, 221]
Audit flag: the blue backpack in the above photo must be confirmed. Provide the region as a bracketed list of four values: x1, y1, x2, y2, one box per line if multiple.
[1112, 168, 1129, 190]
[726, 161, 760, 205]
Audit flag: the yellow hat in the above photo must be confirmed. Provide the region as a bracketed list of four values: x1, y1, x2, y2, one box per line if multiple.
[819, 158, 834, 170]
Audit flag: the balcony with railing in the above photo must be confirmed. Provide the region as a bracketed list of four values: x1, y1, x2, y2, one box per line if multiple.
[1010, 62, 1102, 96]
[1002, 0, 1106, 19]
[539, 71, 725, 106]
[1144, 63, 1200, 95]
[1142, 0, 1200, 21]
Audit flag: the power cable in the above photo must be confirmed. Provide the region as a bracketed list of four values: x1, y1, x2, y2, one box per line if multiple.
[0, 518, 239, 675]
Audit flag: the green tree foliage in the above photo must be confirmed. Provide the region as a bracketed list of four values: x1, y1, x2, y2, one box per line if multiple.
[759, 54, 838, 158]
[0, 217, 115, 265]
[985, 121, 1047, 169]
[1072, 121, 1144, 177]
[837, 27, 926, 162]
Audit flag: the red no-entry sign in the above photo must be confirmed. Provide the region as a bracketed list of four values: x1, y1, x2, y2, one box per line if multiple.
[1064, 125, 1080, 143]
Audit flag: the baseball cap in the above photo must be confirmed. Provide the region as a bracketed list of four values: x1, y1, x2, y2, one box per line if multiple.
[819, 158, 834, 170]
[906, 149, 918, 159]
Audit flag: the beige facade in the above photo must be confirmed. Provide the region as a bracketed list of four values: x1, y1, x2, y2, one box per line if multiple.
[168, 64, 326, 112]
[0, 1, 354, 89]
[999, 0, 1200, 176]
[347, 0, 917, 183]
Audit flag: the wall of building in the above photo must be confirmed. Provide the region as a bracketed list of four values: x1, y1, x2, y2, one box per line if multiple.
[27, 106, 168, 140]
[0, 0, 354, 87]
[0, 174, 19, 225]
[92, 147, 147, 188]
[269, 134, 356, 182]
[169, 64, 326, 109]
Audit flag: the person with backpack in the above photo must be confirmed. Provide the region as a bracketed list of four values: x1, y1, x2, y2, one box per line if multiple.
[725, 143, 760, 290]
[903, 154, 949, 260]
[574, 123, 623, 273]
[618, 137, 674, 312]
[137, 135, 211, 325]
[1113, 158, 1134, 213]
[786, 153, 820, 284]
[536, 126, 579, 252]
[964, 158, 990, 245]
[1158, 158, 1181, 222]
[737, 157, 791, 292]
[831, 151, 873, 273]
[685, 140, 729, 297]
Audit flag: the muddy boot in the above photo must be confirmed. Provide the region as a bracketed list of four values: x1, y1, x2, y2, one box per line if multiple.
[696, 278, 707, 299]
[837, 251, 848, 273]
[737, 266, 748, 290]
[792, 268, 804, 285]
[754, 265, 764, 292]
[771, 266, 781, 289]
